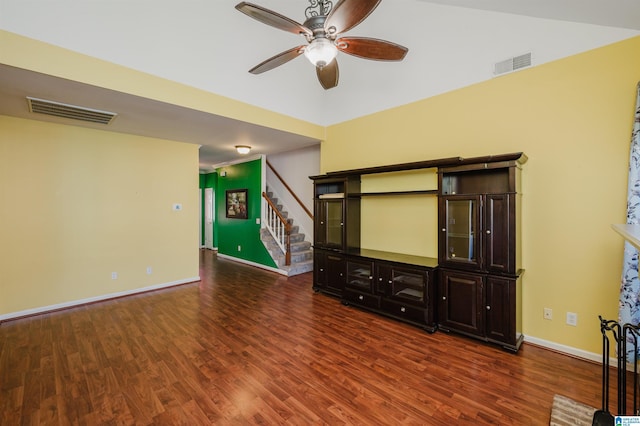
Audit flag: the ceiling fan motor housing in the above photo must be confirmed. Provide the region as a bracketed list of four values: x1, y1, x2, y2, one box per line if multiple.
[303, 16, 332, 40]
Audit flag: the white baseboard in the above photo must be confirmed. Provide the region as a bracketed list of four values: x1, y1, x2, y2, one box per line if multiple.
[0, 276, 200, 322]
[525, 335, 604, 364]
[217, 253, 287, 276]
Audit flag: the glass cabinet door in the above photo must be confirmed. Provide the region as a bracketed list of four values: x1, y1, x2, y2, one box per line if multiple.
[315, 199, 344, 249]
[346, 260, 373, 291]
[325, 200, 343, 247]
[442, 196, 481, 268]
[390, 269, 425, 303]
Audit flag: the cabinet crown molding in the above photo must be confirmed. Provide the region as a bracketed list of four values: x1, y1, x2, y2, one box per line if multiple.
[311, 152, 526, 180]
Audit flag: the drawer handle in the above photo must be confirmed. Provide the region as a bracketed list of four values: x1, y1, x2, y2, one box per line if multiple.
[388, 280, 392, 284]
[379, 277, 383, 281]
[400, 307, 406, 313]
[442, 296, 446, 300]
[369, 276, 373, 280]
[486, 230, 491, 234]
[320, 268, 324, 272]
[441, 228, 446, 232]
[358, 295, 364, 301]
[486, 305, 491, 310]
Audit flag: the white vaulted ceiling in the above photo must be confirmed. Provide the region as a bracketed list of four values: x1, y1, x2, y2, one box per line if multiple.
[0, 0, 638, 168]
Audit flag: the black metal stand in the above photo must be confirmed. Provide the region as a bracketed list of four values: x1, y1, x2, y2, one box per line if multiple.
[594, 316, 640, 425]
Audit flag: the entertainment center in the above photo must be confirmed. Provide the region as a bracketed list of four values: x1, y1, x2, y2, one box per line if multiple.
[310, 152, 526, 352]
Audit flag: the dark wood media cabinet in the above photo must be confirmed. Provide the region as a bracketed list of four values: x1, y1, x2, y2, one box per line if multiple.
[310, 152, 526, 352]
[315, 248, 438, 332]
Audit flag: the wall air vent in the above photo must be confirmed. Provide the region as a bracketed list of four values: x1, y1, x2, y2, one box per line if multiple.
[26, 97, 117, 125]
[493, 52, 532, 76]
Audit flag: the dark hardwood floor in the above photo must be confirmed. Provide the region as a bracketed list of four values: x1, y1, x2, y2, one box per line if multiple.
[1, 249, 608, 424]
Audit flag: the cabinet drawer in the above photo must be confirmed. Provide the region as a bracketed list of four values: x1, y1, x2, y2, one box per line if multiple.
[381, 299, 427, 324]
[343, 289, 380, 309]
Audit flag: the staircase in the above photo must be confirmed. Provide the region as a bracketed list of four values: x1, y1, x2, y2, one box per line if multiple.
[261, 188, 313, 276]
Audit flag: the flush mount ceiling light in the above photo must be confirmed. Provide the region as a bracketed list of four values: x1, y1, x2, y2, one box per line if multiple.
[235, 145, 251, 154]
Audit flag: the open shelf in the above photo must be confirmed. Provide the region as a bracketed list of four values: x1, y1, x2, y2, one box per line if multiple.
[349, 189, 439, 197]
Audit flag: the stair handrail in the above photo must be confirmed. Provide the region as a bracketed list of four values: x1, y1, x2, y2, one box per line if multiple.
[262, 192, 292, 266]
[266, 160, 313, 219]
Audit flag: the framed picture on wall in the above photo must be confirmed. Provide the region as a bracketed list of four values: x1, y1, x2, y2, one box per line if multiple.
[226, 189, 248, 219]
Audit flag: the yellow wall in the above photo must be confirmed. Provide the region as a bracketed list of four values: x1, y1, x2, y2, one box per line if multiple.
[0, 116, 200, 315]
[0, 30, 324, 318]
[360, 169, 439, 257]
[324, 36, 640, 354]
[0, 30, 325, 141]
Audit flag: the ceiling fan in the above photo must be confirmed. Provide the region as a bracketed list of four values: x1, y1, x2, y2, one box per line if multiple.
[235, 0, 408, 90]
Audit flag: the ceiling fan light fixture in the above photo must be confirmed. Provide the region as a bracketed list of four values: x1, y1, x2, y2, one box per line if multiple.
[235, 145, 251, 154]
[304, 38, 338, 68]
[236, 0, 407, 89]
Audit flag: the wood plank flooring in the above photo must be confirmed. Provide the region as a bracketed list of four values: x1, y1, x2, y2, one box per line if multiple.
[1, 249, 609, 424]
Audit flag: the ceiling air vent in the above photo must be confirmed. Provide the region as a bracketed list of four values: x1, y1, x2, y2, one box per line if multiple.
[26, 97, 117, 125]
[493, 52, 532, 76]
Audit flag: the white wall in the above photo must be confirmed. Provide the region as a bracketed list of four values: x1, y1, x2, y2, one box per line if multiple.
[266, 145, 320, 243]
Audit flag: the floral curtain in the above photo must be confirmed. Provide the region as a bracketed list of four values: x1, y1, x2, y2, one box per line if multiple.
[619, 82, 640, 358]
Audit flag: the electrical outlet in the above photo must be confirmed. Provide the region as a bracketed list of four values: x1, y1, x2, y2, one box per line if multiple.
[566, 312, 578, 326]
[543, 308, 552, 320]
[111, 272, 118, 280]
[146, 266, 152, 275]
[238, 245, 242, 252]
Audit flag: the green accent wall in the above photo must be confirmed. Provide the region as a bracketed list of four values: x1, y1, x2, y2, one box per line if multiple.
[214, 159, 276, 268]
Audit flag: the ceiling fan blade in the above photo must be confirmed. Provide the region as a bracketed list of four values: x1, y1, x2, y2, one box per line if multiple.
[325, 0, 381, 35]
[316, 60, 339, 90]
[336, 37, 408, 61]
[249, 46, 305, 74]
[235, 2, 312, 37]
